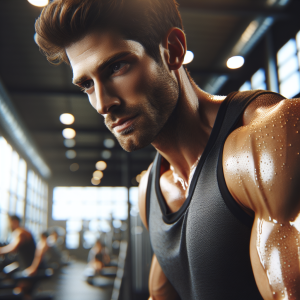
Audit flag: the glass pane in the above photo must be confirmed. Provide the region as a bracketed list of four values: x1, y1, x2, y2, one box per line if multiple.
[17, 181, 26, 198]
[66, 232, 80, 249]
[255, 83, 267, 90]
[16, 200, 25, 217]
[112, 203, 128, 220]
[2, 142, 12, 193]
[10, 173, 18, 195]
[239, 81, 251, 92]
[0, 213, 8, 243]
[279, 72, 300, 99]
[129, 187, 139, 206]
[83, 231, 97, 249]
[66, 220, 82, 232]
[0, 191, 9, 212]
[112, 187, 128, 202]
[18, 159, 27, 180]
[251, 69, 266, 90]
[9, 195, 17, 214]
[278, 56, 299, 82]
[296, 30, 300, 51]
[11, 152, 19, 174]
[277, 39, 297, 66]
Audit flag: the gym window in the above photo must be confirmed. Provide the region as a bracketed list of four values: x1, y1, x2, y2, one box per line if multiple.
[277, 34, 300, 99]
[239, 68, 267, 91]
[0, 136, 48, 243]
[53, 186, 129, 249]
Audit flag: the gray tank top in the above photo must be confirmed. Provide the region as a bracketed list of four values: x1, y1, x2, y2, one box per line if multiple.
[147, 90, 285, 300]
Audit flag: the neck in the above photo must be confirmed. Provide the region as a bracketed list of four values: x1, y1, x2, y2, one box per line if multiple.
[152, 68, 225, 184]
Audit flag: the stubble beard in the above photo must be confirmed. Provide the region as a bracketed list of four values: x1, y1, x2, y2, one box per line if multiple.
[105, 65, 180, 152]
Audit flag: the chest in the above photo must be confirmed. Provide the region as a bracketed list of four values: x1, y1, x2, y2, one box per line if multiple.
[149, 158, 259, 299]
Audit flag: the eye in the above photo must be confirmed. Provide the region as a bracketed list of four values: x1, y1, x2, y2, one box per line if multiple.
[110, 62, 127, 75]
[80, 80, 94, 93]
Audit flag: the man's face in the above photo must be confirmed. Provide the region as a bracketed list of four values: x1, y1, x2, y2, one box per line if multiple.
[9, 219, 18, 231]
[66, 31, 179, 151]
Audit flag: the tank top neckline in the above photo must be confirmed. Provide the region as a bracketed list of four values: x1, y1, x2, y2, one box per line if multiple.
[154, 91, 238, 224]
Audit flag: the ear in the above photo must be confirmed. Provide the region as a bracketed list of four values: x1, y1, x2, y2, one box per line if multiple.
[162, 28, 186, 71]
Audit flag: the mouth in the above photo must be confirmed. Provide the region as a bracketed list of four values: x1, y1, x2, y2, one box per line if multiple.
[112, 115, 138, 133]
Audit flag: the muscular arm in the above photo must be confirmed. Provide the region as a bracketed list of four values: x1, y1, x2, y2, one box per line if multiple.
[0, 231, 22, 255]
[223, 97, 300, 299]
[25, 241, 48, 276]
[139, 165, 180, 300]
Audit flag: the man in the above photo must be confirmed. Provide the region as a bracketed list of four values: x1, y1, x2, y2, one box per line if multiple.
[24, 231, 49, 277]
[0, 215, 36, 271]
[35, 0, 300, 299]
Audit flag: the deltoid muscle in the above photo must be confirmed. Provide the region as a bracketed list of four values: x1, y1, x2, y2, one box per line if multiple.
[257, 217, 300, 299]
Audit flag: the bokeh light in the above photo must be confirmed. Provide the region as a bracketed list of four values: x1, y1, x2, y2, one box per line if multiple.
[65, 150, 76, 159]
[93, 170, 103, 180]
[60, 113, 75, 125]
[183, 51, 194, 65]
[101, 150, 111, 159]
[62, 128, 76, 139]
[91, 178, 101, 185]
[64, 139, 76, 148]
[70, 163, 79, 172]
[103, 138, 115, 148]
[95, 161, 107, 171]
[27, 0, 49, 7]
[226, 56, 245, 69]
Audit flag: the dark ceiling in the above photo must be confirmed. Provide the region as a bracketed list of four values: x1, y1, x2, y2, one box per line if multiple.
[0, 0, 299, 187]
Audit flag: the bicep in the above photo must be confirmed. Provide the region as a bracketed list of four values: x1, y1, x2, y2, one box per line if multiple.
[224, 99, 300, 298]
[223, 98, 300, 220]
[149, 255, 180, 300]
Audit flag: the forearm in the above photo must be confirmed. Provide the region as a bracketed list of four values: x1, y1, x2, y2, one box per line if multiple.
[29, 253, 42, 271]
[0, 243, 18, 255]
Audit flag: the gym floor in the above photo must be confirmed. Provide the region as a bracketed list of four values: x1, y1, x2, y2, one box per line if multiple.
[36, 261, 113, 300]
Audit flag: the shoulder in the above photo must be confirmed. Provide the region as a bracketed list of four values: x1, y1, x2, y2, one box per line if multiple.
[14, 228, 29, 244]
[138, 163, 153, 230]
[223, 95, 300, 220]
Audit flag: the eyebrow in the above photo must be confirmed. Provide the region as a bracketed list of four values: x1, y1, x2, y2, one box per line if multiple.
[72, 51, 132, 85]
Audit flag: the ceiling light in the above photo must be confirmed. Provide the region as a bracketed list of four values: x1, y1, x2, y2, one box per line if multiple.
[95, 161, 107, 171]
[70, 163, 79, 172]
[27, 0, 49, 7]
[103, 138, 115, 148]
[93, 170, 103, 180]
[60, 113, 75, 125]
[64, 139, 76, 148]
[101, 150, 111, 159]
[226, 56, 245, 69]
[91, 178, 101, 186]
[62, 128, 76, 139]
[183, 51, 194, 65]
[65, 150, 76, 159]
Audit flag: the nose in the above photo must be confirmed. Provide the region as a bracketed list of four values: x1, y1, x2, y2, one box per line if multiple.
[92, 81, 121, 115]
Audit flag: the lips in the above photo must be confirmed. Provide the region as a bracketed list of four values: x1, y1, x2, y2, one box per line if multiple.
[112, 115, 137, 133]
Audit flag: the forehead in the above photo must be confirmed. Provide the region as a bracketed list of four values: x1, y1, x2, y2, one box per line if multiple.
[66, 31, 145, 76]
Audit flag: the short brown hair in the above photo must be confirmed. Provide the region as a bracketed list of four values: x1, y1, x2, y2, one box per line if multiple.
[9, 215, 21, 223]
[35, 0, 183, 65]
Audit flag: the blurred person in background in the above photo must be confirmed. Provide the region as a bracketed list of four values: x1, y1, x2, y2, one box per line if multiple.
[24, 231, 49, 277]
[87, 240, 110, 275]
[0, 215, 35, 271]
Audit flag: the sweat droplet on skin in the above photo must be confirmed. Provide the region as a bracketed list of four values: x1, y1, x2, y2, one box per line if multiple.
[256, 217, 300, 298]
